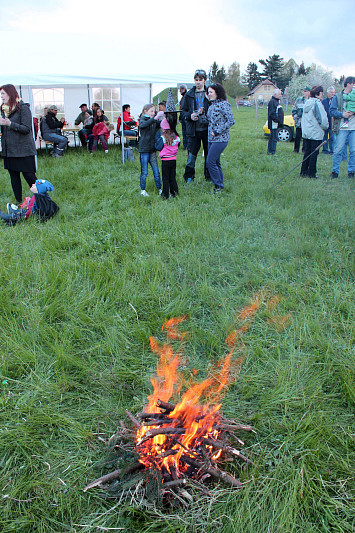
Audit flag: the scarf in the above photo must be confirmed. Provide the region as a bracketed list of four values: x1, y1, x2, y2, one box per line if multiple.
[1, 98, 21, 117]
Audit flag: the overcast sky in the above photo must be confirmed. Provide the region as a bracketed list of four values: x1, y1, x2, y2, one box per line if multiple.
[0, 0, 354, 81]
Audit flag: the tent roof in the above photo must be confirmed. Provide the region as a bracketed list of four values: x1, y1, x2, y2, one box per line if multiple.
[0, 73, 191, 87]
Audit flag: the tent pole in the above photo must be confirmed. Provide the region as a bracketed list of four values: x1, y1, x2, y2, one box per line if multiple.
[28, 85, 38, 172]
[120, 84, 124, 164]
[87, 84, 90, 107]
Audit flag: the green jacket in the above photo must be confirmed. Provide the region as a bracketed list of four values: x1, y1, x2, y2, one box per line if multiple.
[292, 96, 306, 128]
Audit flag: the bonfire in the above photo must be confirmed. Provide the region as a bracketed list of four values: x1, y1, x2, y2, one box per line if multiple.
[84, 293, 289, 504]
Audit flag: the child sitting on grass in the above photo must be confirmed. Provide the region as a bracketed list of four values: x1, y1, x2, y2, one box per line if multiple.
[0, 179, 59, 226]
[155, 114, 180, 199]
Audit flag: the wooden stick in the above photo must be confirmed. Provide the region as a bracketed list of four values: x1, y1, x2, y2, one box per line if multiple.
[143, 418, 174, 427]
[203, 438, 253, 465]
[125, 409, 140, 428]
[157, 399, 176, 412]
[163, 479, 186, 488]
[214, 423, 256, 433]
[140, 427, 185, 439]
[181, 454, 242, 488]
[83, 469, 121, 492]
[137, 412, 164, 420]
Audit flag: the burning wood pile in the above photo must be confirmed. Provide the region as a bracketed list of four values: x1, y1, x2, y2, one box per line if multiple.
[85, 294, 288, 504]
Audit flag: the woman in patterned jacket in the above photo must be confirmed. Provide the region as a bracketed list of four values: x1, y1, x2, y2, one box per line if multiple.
[206, 83, 235, 193]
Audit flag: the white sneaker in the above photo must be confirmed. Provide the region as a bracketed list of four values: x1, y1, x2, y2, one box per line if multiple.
[7, 203, 18, 214]
[105, 150, 109, 153]
[158, 189, 162, 195]
[140, 190, 149, 197]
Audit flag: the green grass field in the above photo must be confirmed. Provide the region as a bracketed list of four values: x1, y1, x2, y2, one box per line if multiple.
[0, 106, 354, 532]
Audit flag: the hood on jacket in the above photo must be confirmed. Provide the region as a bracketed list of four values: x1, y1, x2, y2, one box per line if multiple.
[303, 97, 318, 113]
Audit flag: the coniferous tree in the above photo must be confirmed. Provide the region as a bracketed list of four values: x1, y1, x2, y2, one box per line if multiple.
[259, 54, 284, 84]
[242, 62, 261, 90]
[208, 62, 226, 84]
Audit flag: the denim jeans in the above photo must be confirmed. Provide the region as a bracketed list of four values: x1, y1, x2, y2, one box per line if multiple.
[43, 132, 68, 154]
[332, 130, 355, 174]
[206, 142, 228, 188]
[322, 127, 334, 153]
[267, 128, 277, 154]
[140, 152, 161, 190]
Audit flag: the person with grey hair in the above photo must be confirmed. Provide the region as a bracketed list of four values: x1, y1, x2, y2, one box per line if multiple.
[267, 88, 284, 155]
[179, 84, 188, 149]
[321, 86, 336, 154]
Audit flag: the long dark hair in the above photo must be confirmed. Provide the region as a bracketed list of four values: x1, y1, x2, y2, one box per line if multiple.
[162, 112, 179, 145]
[94, 108, 104, 123]
[0, 84, 21, 114]
[207, 83, 227, 101]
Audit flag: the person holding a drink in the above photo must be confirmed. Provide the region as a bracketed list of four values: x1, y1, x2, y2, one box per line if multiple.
[180, 69, 211, 183]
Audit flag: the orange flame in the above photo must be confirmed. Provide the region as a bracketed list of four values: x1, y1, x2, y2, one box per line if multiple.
[136, 293, 288, 479]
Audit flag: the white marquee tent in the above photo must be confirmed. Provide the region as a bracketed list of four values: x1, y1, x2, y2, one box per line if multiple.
[0, 73, 190, 124]
[0, 73, 190, 160]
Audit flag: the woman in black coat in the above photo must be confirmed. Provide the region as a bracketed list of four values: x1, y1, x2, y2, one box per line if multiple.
[0, 84, 37, 203]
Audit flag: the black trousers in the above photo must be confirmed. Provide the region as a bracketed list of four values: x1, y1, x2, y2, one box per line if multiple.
[184, 129, 210, 181]
[8, 170, 37, 203]
[294, 127, 305, 153]
[300, 139, 320, 177]
[161, 160, 178, 199]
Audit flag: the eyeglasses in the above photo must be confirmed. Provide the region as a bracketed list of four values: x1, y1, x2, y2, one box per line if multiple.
[194, 69, 206, 78]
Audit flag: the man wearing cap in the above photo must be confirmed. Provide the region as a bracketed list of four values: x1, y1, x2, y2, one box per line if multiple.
[75, 103, 93, 148]
[180, 69, 211, 182]
[41, 105, 68, 157]
[292, 86, 310, 153]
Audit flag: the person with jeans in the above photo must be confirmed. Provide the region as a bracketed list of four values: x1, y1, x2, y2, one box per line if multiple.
[206, 83, 235, 193]
[138, 104, 162, 197]
[292, 86, 310, 153]
[267, 89, 283, 155]
[41, 105, 68, 157]
[330, 76, 355, 179]
[180, 69, 211, 182]
[75, 103, 92, 148]
[321, 86, 335, 154]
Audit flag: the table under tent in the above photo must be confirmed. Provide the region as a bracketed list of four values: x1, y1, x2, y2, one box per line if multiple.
[0, 73, 189, 163]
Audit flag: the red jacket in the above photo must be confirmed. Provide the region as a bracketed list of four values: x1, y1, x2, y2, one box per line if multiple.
[92, 121, 110, 140]
[116, 111, 137, 133]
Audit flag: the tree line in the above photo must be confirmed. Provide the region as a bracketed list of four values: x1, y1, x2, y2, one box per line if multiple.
[208, 55, 345, 102]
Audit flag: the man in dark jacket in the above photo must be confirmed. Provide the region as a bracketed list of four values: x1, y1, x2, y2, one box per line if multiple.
[267, 89, 284, 155]
[180, 69, 211, 182]
[41, 105, 68, 157]
[321, 86, 335, 154]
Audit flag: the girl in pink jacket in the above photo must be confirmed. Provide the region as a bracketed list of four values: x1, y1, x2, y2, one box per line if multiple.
[91, 108, 111, 154]
[155, 114, 180, 199]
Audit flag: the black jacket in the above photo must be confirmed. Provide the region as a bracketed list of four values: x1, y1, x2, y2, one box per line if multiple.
[0, 102, 37, 158]
[267, 96, 284, 130]
[180, 86, 210, 137]
[45, 111, 65, 132]
[138, 115, 161, 153]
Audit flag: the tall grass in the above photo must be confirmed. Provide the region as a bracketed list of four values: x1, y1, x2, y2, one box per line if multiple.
[0, 105, 353, 532]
